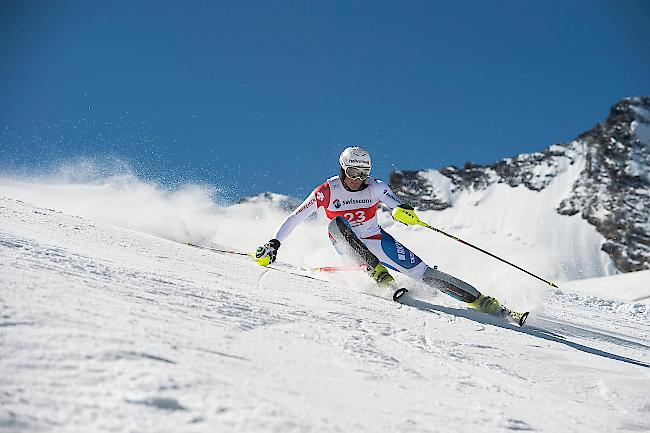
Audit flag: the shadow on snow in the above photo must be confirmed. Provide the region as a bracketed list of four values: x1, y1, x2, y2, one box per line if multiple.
[401, 295, 650, 369]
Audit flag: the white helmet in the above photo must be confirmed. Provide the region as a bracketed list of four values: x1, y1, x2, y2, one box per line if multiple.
[339, 146, 371, 180]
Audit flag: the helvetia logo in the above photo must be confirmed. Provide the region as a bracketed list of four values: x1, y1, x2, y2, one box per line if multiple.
[395, 241, 416, 263]
[395, 241, 407, 261]
[333, 199, 341, 208]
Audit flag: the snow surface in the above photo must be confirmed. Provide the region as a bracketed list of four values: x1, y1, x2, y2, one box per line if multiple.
[631, 105, 650, 146]
[562, 270, 650, 303]
[1, 166, 650, 432]
[629, 118, 650, 182]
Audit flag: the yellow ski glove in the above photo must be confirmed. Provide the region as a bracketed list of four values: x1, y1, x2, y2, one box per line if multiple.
[392, 204, 421, 226]
[255, 239, 280, 267]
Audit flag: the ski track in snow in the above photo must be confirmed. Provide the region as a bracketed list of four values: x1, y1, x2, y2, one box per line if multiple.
[1, 196, 649, 433]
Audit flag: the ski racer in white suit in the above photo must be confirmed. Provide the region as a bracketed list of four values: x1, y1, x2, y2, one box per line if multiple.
[256, 146, 501, 314]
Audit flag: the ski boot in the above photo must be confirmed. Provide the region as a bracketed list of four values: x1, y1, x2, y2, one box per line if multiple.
[469, 294, 529, 326]
[368, 263, 408, 301]
[369, 262, 394, 288]
[468, 294, 501, 315]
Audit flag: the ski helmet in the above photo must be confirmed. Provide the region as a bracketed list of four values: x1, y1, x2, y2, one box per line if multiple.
[339, 146, 371, 180]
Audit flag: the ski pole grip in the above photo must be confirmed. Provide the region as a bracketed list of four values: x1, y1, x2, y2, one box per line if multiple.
[392, 206, 421, 226]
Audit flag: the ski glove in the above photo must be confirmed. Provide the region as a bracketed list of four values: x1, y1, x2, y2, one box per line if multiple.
[392, 204, 421, 226]
[255, 239, 281, 267]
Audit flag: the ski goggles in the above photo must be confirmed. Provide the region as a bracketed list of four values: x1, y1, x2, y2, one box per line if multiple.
[345, 166, 370, 180]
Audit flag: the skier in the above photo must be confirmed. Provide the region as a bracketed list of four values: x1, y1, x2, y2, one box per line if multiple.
[255, 146, 503, 316]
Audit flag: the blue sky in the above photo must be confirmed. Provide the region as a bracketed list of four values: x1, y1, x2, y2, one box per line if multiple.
[1, 0, 649, 200]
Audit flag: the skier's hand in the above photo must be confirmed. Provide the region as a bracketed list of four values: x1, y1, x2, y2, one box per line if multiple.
[255, 239, 281, 266]
[392, 204, 421, 226]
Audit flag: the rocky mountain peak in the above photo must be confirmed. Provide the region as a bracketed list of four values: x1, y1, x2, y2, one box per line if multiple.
[389, 97, 650, 273]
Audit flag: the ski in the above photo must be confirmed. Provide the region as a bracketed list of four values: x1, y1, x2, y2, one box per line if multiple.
[185, 239, 531, 325]
[499, 307, 530, 327]
[185, 239, 524, 322]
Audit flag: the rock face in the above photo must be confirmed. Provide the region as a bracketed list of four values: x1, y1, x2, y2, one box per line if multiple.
[389, 97, 650, 273]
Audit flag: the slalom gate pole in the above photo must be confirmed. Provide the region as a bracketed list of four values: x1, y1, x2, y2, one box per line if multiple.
[413, 219, 558, 288]
[312, 264, 368, 272]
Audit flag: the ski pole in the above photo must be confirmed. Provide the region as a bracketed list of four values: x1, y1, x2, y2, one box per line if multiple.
[187, 242, 366, 273]
[397, 212, 558, 288]
[185, 242, 254, 257]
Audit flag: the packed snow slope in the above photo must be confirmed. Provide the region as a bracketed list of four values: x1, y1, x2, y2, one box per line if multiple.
[2, 182, 650, 432]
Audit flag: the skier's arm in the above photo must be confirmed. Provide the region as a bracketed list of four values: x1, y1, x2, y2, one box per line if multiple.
[273, 188, 320, 243]
[373, 179, 403, 209]
[256, 184, 327, 267]
[373, 179, 421, 226]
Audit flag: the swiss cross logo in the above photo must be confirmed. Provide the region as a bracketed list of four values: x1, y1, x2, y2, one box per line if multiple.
[316, 191, 325, 202]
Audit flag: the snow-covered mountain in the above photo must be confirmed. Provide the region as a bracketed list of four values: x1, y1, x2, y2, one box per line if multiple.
[390, 97, 650, 273]
[1, 196, 649, 433]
